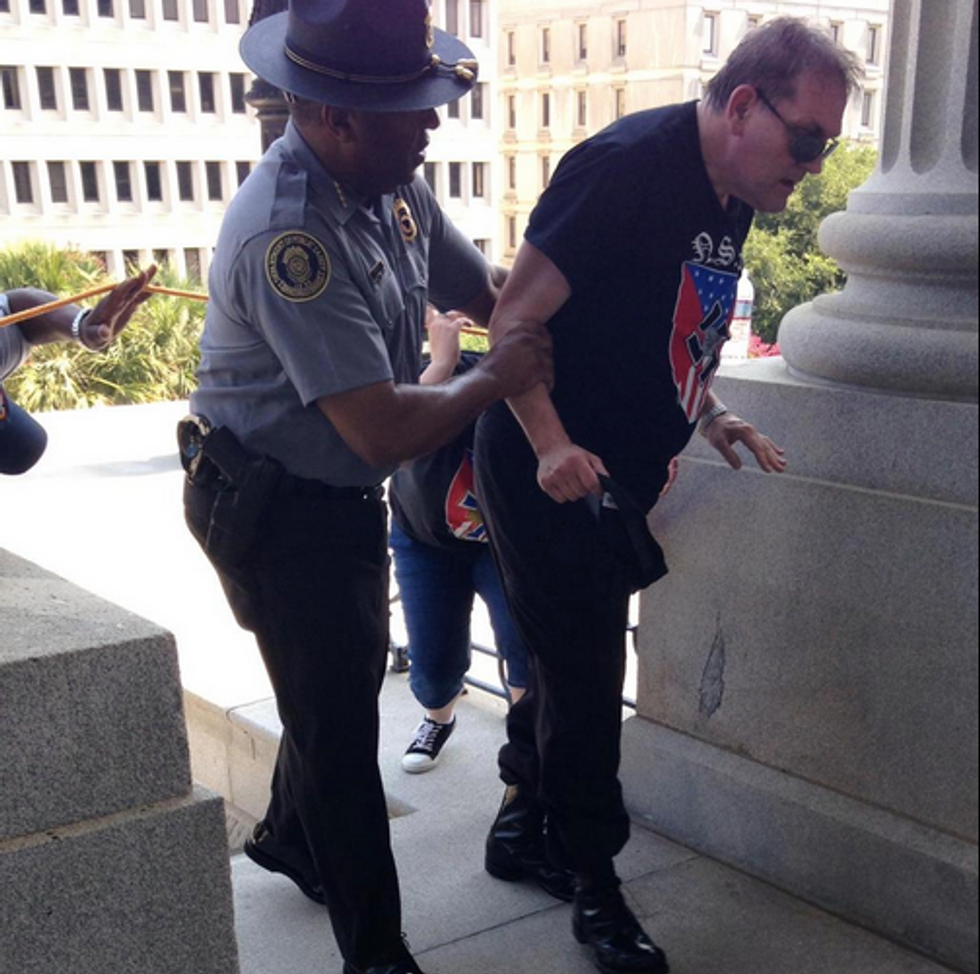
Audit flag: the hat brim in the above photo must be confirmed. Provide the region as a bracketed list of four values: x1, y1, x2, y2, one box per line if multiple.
[0, 390, 48, 476]
[241, 14, 477, 112]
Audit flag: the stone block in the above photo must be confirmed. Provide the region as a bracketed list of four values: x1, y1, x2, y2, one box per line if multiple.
[0, 550, 192, 842]
[0, 788, 240, 974]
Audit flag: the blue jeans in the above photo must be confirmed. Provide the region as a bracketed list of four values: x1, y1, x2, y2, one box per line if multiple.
[390, 521, 530, 711]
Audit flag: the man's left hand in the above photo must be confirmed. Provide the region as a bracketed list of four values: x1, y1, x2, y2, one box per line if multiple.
[705, 413, 787, 474]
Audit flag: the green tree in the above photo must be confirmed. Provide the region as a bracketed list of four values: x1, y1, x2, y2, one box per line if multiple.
[743, 141, 878, 344]
[2, 243, 205, 411]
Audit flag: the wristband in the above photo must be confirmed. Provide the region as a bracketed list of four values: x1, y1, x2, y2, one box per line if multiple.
[71, 308, 92, 346]
[698, 402, 729, 437]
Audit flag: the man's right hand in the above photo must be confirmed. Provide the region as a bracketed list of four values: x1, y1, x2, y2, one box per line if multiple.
[480, 322, 554, 401]
[536, 441, 608, 504]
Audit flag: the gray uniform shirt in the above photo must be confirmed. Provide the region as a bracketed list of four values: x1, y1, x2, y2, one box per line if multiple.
[192, 122, 488, 487]
[0, 295, 31, 383]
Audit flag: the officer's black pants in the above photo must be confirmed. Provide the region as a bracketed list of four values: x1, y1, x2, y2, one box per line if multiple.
[185, 479, 403, 969]
[474, 406, 633, 874]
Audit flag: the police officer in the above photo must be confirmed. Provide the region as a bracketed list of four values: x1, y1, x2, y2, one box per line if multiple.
[0, 269, 156, 475]
[181, 3, 551, 974]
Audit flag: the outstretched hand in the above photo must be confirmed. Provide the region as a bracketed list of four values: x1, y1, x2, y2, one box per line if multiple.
[81, 265, 158, 351]
[704, 413, 787, 474]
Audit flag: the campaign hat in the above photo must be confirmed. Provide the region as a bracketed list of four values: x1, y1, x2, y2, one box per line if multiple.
[0, 386, 48, 476]
[241, 0, 479, 112]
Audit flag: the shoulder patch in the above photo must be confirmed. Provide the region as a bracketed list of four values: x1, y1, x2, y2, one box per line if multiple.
[265, 232, 332, 303]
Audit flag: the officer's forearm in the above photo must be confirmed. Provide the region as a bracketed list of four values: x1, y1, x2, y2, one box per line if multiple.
[6, 289, 77, 346]
[318, 368, 503, 470]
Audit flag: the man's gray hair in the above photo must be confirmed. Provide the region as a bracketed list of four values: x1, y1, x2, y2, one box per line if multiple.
[704, 17, 864, 110]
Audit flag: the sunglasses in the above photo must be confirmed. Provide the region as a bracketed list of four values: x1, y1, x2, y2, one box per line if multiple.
[756, 89, 839, 164]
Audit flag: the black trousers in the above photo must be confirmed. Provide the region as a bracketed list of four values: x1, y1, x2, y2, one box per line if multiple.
[474, 406, 633, 874]
[185, 478, 403, 969]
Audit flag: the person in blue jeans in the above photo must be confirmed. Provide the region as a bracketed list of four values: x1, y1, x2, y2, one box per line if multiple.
[390, 310, 529, 773]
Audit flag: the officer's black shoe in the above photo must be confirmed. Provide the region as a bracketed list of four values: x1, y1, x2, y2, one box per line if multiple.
[484, 786, 576, 902]
[573, 883, 670, 974]
[243, 822, 326, 906]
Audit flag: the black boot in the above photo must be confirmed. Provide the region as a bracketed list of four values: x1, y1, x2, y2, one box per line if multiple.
[573, 875, 670, 974]
[484, 786, 576, 902]
[342, 962, 425, 974]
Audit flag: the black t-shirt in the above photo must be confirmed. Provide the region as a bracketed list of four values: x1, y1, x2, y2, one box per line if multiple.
[526, 101, 754, 509]
[389, 352, 489, 555]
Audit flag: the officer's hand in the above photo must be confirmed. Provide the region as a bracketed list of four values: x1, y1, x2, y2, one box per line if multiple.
[537, 441, 608, 504]
[81, 265, 157, 351]
[482, 322, 554, 400]
[705, 413, 787, 474]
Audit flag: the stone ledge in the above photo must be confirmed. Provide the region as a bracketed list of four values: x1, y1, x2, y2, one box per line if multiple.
[622, 718, 979, 974]
[0, 548, 192, 842]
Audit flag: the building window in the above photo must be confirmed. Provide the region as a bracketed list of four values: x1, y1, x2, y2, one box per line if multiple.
[447, 97, 461, 120]
[616, 19, 627, 58]
[507, 31, 516, 67]
[144, 161, 163, 201]
[541, 27, 551, 64]
[1, 67, 22, 110]
[861, 90, 876, 128]
[469, 0, 483, 39]
[114, 161, 133, 202]
[206, 161, 223, 201]
[177, 161, 195, 201]
[615, 88, 626, 119]
[830, 21, 843, 45]
[169, 72, 187, 113]
[449, 162, 462, 198]
[80, 162, 100, 203]
[224, 0, 240, 24]
[508, 94, 516, 129]
[70, 68, 90, 111]
[445, 0, 458, 36]
[473, 239, 489, 255]
[104, 69, 123, 111]
[162, 0, 178, 20]
[424, 162, 437, 193]
[541, 155, 550, 189]
[193, 0, 208, 23]
[29, 0, 47, 12]
[230, 74, 247, 113]
[236, 161, 251, 186]
[507, 155, 516, 190]
[62, 0, 80, 15]
[703, 13, 719, 56]
[471, 82, 485, 120]
[47, 161, 69, 204]
[867, 25, 882, 66]
[136, 70, 154, 112]
[577, 90, 587, 128]
[97, 0, 113, 17]
[199, 73, 216, 113]
[1, 0, 12, 10]
[747, 15, 761, 32]
[541, 92, 550, 129]
[185, 249, 202, 281]
[12, 163, 34, 204]
[472, 162, 486, 198]
[507, 216, 517, 250]
[123, 250, 141, 272]
[578, 23, 588, 61]
[36, 67, 57, 111]
[129, 0, 146, 18]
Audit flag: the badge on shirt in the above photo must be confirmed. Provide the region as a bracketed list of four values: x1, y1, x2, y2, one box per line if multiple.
[393, 198, 419, 246]
[265, 232, 332, 303]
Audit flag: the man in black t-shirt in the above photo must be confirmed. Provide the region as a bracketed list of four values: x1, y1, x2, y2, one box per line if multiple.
[475, 18, 862, 974]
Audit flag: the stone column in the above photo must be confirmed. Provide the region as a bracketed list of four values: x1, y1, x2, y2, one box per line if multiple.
[621, 6, 979, 971]
[779, 0, 978, 402]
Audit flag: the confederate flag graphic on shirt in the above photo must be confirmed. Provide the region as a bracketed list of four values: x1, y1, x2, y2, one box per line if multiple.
[669, 262, 738, 423]
[444, 449, 488, 543]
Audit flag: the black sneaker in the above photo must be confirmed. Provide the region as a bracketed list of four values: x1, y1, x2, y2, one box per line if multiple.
[401, 716, 456, 774]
